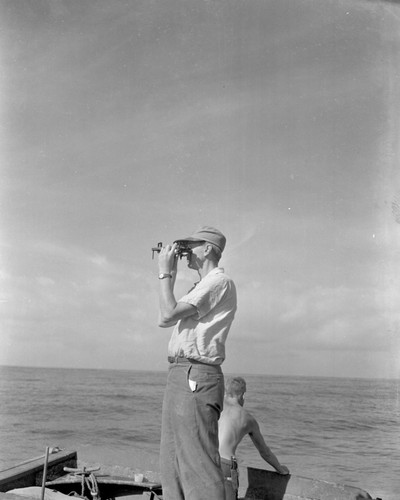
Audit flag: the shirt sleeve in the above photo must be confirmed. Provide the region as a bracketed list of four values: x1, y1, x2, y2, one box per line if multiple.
[178, 275, 228, 319]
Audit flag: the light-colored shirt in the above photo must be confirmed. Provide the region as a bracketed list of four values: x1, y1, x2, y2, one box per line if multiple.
[168, 268, 237, 365]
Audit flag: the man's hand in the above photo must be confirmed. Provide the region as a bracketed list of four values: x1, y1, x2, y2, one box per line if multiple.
[277, 465, 290, 475]
[158, 243, 178, 274]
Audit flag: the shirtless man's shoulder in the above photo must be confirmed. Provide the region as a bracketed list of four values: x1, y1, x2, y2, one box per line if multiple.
[219, 401, 258, 458]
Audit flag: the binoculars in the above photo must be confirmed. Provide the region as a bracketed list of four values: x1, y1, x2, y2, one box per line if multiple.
[151, 241, 193, 259]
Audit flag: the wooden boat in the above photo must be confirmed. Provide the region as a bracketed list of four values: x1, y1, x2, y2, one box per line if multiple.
[0, 449, 162, 500]
[0, 448, 381, 500]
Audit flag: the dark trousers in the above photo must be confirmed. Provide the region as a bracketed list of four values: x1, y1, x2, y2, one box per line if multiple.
[160, 361, 225, 500]
[221, 457, 239, 500]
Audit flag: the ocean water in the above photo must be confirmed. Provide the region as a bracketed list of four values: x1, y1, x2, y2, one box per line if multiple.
[0, 366, 398, 500]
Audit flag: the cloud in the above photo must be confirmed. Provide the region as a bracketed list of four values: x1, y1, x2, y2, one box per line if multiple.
[231, 277, 398, 352]
[1, 0, 399, 378]
[0, 237, 158, 359]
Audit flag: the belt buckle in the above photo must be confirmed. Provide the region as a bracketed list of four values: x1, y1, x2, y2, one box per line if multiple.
[169, 355, 184, 363]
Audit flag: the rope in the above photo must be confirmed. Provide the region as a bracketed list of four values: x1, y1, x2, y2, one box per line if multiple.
[63, 467, 101, 500]
[85, 473, 100, 500]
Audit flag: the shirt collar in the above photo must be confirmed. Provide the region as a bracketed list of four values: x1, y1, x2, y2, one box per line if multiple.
[207, 267, 224, 276]
[189, 267, 224, 292]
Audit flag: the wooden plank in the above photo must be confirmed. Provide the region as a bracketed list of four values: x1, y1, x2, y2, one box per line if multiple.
[0, 451, 77, 493]
[47, 474, 161, 490]
[46, 473, 162, 498]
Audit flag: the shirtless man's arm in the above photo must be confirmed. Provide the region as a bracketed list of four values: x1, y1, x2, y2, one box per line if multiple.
[248, 416, 290, 475]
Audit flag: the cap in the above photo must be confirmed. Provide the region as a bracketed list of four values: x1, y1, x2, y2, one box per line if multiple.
[175, 226, 226, 254]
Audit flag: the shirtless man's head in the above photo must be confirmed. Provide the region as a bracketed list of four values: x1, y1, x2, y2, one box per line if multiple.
[225, 377, 246, 405]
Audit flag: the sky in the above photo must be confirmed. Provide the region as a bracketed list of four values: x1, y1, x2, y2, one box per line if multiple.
[1, 0, 399, 379]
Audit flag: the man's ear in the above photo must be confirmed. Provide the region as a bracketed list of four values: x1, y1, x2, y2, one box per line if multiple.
[204, 243, 213, 256]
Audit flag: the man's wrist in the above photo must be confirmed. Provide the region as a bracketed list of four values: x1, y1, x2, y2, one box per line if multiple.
[158, 272, 173, 280]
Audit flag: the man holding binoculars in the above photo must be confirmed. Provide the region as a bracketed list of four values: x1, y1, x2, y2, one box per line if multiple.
[156, 226, 237, 500]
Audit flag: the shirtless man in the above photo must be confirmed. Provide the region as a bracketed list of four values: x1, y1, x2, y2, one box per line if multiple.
[218, 377, 290, 500]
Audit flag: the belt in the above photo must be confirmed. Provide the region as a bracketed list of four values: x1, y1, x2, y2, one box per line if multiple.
[221, 457, 238, 469]
[168, 356, 191, 364]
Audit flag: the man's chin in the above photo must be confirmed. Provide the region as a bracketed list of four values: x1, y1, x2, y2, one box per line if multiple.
[187, 259, 197, 270]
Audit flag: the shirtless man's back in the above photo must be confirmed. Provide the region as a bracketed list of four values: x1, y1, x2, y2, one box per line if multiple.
[218, 377, 289, 500]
